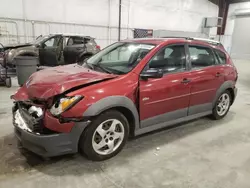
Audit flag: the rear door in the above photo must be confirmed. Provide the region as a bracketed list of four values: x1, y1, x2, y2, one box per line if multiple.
[187, 44, 225, 115]
[63, 36, 86, 64]
[139, 44, 191, 127]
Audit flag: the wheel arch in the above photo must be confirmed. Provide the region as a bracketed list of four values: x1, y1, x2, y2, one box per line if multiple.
[226, 88, 235, 105]
[213, 81, 236, 106]
[82, 96, 140, 136]
[7, 50, 38, 64]
[19, 52, 37, 56]
[16, 48, 38, 57]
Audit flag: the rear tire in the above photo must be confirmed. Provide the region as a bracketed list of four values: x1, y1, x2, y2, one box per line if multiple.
[79, 110, 129, 161]
[211, 90, 231, 120]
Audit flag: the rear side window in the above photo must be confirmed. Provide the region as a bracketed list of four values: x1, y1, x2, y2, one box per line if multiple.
[67, 37, 90, 45]
[189, 46, 215, 68]
[214, 49, 227, 64]
[148, 45, 186, 74]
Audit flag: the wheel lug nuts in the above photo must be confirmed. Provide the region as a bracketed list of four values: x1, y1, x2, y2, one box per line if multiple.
[105, 139, 108, 143]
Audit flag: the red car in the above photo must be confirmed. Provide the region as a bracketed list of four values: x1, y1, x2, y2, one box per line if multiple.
[12, 37, 238, 161]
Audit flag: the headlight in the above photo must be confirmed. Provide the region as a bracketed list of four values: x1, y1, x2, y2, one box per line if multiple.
[50, 95, 83, 116]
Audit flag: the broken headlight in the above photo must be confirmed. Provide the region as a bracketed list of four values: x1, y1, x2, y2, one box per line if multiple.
[50, 95, 83, 116]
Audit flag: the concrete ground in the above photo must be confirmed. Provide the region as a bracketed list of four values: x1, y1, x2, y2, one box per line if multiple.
[0, 59, 250, 188]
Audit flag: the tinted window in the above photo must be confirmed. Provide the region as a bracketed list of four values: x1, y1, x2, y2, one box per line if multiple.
[214, 49, 227, 64]
[189, 46, 215, 68]
[147, 45, 186, 74]
[67, 37, 89, 45]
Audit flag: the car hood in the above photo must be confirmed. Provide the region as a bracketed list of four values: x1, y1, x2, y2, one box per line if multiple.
[3, 43, 32, 50]
[12, 64, 117, 100]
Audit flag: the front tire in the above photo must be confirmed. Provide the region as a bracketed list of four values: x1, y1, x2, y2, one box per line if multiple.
[79, 110, 129, 161]
[211, 90, 231, 120]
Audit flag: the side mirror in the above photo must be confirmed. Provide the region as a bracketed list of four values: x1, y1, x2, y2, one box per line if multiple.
[140, 69, 163, 80]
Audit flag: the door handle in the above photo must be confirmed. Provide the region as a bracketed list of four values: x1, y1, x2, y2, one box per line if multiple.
[215, 72, 222, 77]
[181, 78, 191, 84]
[76, 47, 82, 50]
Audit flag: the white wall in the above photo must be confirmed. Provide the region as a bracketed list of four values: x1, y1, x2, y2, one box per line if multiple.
[0, 0, 218, 46]
[222, 2, 250, 53]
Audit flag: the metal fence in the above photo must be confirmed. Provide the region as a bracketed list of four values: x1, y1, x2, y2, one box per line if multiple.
[0, 17, 134, 48]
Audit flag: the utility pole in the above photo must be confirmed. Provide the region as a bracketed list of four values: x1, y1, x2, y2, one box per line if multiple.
[118, 0, 122, 41]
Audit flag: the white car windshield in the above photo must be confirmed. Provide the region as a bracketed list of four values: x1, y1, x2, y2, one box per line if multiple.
[85, 42, 155, 74]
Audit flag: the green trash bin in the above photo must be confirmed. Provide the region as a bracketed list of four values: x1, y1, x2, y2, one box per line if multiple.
[15, 56, 38, 86]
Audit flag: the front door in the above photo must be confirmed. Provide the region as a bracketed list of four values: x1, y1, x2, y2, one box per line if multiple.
[139, 44, 191, 128]
[39, 35, 62, 66]
[187, 44, 225, 115]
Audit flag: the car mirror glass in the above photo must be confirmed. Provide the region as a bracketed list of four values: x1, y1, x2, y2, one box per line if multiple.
[140, 69, 163, 80]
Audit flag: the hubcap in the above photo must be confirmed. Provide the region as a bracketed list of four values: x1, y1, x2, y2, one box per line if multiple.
[92, 119, 124, 155]
[217, 93, 230, 116]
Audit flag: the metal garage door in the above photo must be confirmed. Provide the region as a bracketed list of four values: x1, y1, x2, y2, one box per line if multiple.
[231, 16, 250, 59]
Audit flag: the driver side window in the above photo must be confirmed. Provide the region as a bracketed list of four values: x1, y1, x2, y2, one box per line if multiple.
[147, 45, 186, 74]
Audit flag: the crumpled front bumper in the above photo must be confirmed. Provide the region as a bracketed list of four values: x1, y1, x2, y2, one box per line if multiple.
[14, 121, 89, 157]
[13, 103, 90, 157]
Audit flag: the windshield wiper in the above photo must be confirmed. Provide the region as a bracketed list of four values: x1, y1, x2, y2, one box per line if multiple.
[80, 59, 94, 69]
[93, 64, 113, 74]
[85, 61, 94, 70]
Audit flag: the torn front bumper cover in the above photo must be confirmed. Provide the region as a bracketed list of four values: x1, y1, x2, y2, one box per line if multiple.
[13, 107, 90, 157]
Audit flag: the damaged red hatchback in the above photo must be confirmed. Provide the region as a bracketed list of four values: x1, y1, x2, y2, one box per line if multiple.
[12, 37, 238, 161]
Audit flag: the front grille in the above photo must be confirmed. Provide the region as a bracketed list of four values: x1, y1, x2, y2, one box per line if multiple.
[16, 102, 44, 133]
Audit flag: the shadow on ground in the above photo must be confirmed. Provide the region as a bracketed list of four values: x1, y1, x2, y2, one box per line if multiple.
[0, 112, 235, 177]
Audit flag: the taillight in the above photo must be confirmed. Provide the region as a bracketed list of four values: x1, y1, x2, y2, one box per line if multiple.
[96, 45, 101, 50]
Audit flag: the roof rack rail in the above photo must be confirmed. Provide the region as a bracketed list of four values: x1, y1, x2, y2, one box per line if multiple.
[162, 36, 221, 46]
[192, 37, 221, 46]
[162, 36, 193, 40]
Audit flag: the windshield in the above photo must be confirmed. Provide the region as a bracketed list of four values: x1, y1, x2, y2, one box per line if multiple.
[31, 35, 50, 45]
[85, 42, 155, 74]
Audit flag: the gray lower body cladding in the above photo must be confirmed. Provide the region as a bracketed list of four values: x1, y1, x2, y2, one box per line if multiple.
[13, 110, 90, 157]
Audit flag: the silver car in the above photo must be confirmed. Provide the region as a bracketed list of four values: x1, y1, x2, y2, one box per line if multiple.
[3, 34, 100, 67]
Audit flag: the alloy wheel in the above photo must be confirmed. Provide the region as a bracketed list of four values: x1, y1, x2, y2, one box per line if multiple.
[92, 119, 125, 155]
[216, 93, 230, 116]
